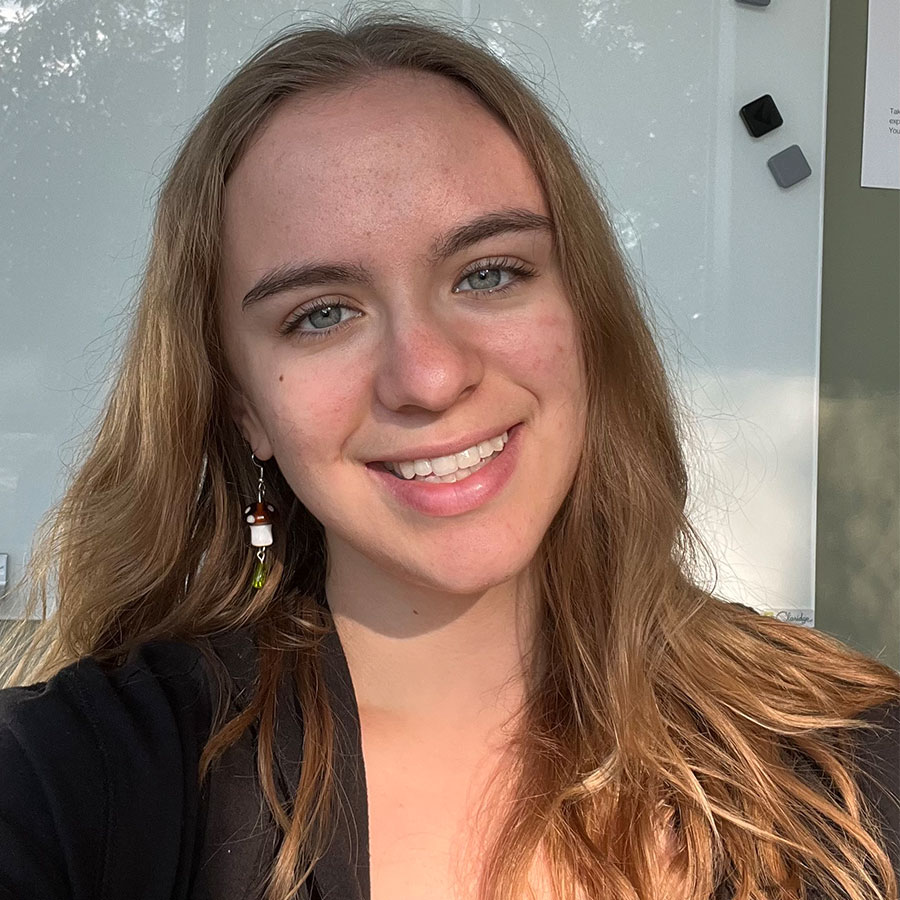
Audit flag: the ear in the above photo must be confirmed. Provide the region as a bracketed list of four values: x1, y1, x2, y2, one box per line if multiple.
[229, 389, 275, 461]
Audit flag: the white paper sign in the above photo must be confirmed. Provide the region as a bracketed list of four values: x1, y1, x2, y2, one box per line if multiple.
[861, 0, 900, 189]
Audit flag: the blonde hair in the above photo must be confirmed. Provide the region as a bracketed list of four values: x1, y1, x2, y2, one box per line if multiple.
[4, 10, 898, 900]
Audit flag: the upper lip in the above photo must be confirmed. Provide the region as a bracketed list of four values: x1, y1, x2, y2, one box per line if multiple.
[368, 422, 519, 464]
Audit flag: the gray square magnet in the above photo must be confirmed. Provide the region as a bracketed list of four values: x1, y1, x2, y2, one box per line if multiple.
[736, 0, 771, 6]
[767, 145, 812, 188]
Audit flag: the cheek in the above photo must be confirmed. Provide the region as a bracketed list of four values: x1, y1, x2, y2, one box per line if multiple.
[262, 359, 365, 464]
[493, 306, 584, 395]
[497, 306, 587, 477]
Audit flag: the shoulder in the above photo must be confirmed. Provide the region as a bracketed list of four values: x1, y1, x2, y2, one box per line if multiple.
[0, 638, 214, 782]
[0, 637, 216, 900]
[854, 696, 900, 761]
[851, 699, 900, 865]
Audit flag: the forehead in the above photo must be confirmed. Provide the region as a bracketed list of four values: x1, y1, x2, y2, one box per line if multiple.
[221, 71, 548, 271]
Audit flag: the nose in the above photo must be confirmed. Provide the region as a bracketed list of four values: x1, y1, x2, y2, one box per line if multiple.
[372, 308, 484, 414]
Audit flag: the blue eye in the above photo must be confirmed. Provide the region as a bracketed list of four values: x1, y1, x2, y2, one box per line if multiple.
[280, 300, 360, 340]
[455, 267, 509, 292]
[452, 258, 535, 294]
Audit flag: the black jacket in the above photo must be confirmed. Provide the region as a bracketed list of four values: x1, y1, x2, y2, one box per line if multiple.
[0, 625, 897, 900]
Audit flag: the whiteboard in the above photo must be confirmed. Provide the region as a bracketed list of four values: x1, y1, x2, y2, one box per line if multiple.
[0, 0, 829, 621]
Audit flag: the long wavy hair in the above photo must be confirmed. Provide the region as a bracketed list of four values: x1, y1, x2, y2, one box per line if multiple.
[3, 10, 898, 900]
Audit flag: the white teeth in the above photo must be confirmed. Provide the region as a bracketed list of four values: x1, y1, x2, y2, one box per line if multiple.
[384, 429, 511, 480]
[455, 445, 482, 469]
[413, 455, 491, 483]
[431, 454, 459, 477]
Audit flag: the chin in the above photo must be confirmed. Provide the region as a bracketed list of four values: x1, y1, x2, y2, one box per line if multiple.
[387, 542, 536, 598]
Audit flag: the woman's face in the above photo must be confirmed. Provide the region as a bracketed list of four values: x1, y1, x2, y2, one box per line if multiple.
[220, 71, 587, 596]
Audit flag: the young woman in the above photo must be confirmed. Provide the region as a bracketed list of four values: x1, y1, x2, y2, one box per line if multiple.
[1, 12, 897, 900]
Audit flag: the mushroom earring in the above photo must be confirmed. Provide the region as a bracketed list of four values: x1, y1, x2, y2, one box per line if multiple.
[244, 453, 276, 590]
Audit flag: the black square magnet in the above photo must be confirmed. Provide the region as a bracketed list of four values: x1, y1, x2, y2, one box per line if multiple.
[767, 145, 812, 188]
[740, 94, 783, 138]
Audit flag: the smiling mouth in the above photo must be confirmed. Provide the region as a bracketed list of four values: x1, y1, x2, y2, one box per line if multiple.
[370, 428, 512, 483]
[377, 445, 506, 483]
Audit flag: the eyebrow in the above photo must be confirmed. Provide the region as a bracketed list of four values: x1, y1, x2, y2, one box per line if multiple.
[240, 208, 553, 310]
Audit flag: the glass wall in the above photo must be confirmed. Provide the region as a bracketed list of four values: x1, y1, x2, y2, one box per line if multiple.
[0, 0, 830, 621]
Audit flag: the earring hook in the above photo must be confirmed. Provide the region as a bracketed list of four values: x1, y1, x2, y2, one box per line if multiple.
[251, 452, 265, 502]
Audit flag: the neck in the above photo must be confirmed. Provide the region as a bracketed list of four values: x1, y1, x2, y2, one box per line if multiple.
[323, 548, 541, 736]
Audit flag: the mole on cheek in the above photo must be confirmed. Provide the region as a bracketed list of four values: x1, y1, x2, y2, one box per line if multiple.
[279, 374, 284, 382]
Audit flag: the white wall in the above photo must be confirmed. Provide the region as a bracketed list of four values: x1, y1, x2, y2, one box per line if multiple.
[0, 0, 830, 620]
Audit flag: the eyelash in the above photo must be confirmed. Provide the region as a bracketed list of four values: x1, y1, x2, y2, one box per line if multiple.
[279, 257, 537, 341]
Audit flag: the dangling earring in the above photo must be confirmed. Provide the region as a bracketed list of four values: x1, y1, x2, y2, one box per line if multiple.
[244, 452, 276, 590]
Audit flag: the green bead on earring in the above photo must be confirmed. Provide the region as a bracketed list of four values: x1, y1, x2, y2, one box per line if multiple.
[251, 552, 268, 590]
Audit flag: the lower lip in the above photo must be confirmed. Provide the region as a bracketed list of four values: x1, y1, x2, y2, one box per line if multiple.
[365, 424, 524, 517]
